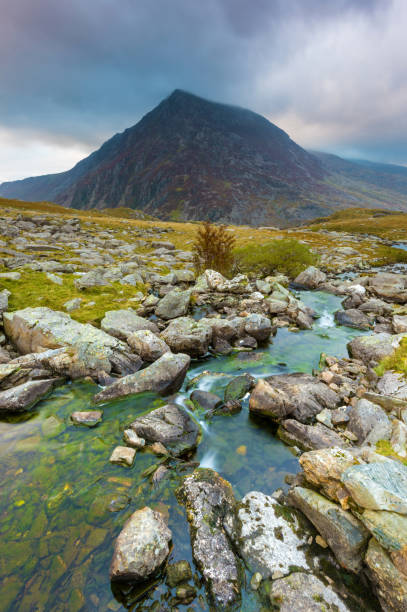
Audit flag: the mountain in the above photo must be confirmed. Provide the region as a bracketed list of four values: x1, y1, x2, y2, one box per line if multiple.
[2, 90, 407, 226]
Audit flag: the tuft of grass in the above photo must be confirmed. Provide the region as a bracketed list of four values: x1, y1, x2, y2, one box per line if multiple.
[234, 239, 317, 279]
[375, 337, 407, 377]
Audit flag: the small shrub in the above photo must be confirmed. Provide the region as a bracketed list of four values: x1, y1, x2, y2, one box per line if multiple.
[192, 222, 236, 277]
[234, 239, 316, 278]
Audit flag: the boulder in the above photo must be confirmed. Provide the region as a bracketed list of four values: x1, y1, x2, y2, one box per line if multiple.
[334, 309, 372, 330]
[224, 374, 255, 402]
[359, 298, 392, 316]
[249, 373, 339, 423]
[161, 317, 211, 358]
[190, 390, 223, 413]
[204, 269, 248, 294]
[75, 267, 122, 289]
[393, 315, 407, 334]
[347, 399, 392, 446]
[155, 290, 191, 320]
[376, 371, 407, 400]
[341, 460, 407, 513]
[243, 313, 272, 342]
[227, 491, 311, 577]
[347, 333, 405, 365]
[101, 310, 159, 340]
[287, 486, 369, 573]
[110, 507, 171, 581]
[368, 273, 407, 303]
[129, 404, 199, 456]
[0, 379, 57, 413]
[127, 330, 169, 362]
[177, 469, 240, 608]
[269, 572, 350, 612]
[391, 420, 407, 458]
[293, 266, 326, 289]
[0, 289, 10, 314]
[94, 352, 190, 403]
[278, 419, 347, 451]
[4, 307, 142, 378]
[359, 509, 407, 575]
[365, 538, 407, 612]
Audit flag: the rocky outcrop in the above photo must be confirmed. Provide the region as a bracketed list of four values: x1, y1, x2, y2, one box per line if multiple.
[249, 373, 339, 423]
[4, 307, 142, 378]
[177, 469, 241, 609]
[110, 507, 171, 582]
[129, 404, 199, 456]
[94, 352, 190, 403]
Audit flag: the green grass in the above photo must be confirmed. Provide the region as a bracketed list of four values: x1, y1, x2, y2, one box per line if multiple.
[375, 337, 407, 377]
[376, 439, 407, 466]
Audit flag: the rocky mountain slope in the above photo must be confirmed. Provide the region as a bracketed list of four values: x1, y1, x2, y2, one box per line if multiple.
[2, 90, 407, 226]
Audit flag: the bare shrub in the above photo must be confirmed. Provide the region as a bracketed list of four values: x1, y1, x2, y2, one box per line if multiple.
[192, 222, 236, 277]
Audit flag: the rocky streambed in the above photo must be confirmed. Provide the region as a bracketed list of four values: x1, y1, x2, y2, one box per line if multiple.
[1, 212, 407, 611]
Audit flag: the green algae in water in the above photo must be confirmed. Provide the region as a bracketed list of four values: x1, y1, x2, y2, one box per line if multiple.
[0, 290, 373, 611]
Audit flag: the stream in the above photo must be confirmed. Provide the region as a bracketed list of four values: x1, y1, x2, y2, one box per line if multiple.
[0, 291, 375, 611]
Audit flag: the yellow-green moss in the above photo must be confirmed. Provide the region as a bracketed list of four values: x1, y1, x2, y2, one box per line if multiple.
[375, 338, 407, 377]
[375, 439, 407, 466]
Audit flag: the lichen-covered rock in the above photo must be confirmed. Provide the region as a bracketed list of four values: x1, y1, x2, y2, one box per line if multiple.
[228, 491, 312, 577]
[110, 507, 171, 581]
[0, 379, 57, 413]
[334, 309, 372, 330]
[249, 373, 339, 423]
[129, 404, 199, 456]
[127, 329, 169, 362]
[161, 317, 212, 358]
[3, 307, 142, 378]
[293, 266, 326, 289]
[177, 469, 241, 608]
[101, 309, 159, 340]
[278, 419, 347, 451]
[359, 509, 407, 575]
[365, 538, 407, 612]
[287, 486, 369, 573]
[94, 352, 190, 403]
[347, 399, 392, 446]
[269, 572, 350, 612]
[341, 460, 407, 514]
[347, 333, 406, 365]
[155, 289, 191, 320]
[243, 313, 272, 342]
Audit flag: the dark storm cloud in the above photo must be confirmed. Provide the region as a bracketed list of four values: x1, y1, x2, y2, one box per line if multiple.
[0, 0, 405, 181]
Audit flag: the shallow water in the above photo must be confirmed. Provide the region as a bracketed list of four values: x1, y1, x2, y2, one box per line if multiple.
[0, 291, 376, 611]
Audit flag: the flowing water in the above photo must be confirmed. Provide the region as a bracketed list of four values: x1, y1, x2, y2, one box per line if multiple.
[0, 291, 377, 611]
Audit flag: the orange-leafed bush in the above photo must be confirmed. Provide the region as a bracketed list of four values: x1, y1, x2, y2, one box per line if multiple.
[192, 222, 236, 277]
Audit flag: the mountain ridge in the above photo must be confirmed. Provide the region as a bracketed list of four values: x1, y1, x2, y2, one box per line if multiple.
[2, 89, 407, 226]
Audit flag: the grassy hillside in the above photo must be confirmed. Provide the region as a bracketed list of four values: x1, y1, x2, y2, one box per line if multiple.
[306, 207, 407, 239]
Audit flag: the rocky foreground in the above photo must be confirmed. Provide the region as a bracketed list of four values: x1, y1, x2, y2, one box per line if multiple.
[1, 209, 407, 610]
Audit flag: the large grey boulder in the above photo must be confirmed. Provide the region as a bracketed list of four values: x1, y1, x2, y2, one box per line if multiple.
[127, 330, 169, 362]
[249, 373, 339, 423]
[278, 419, 347, 451]
[359, 509, 407, 574]
[155, 289, 191, 320]
[177, 469, 240, 609]
[110, 507, 171, 582]
[75, 267, 122, 289]
[101, 310, 159, 340]
[293, 266, 326, 289]
[334, 309, 372, 330]
[287, 486, 369, 573]
[359, 298, 392, 316]
[94, 352, 190, 403]
[0, 379, 57, 413]
[3, 307, 141, 378]
[347, 399, 392, 446]
[365, 538, 407, 612]
[269, 572, 350, 612]
[129, 404, 199, 456]
[161, 317, 212, 358]
[227, 491, 311, 577]
[341, 460, 407, 514]
[347, 333, 405, 364]
[243, 313, 272, 342]
[368, 272, 407, 303]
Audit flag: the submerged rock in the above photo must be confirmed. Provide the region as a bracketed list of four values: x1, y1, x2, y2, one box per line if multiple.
[3, 307, 142, 378]
[109, 446, 136, 467]
[110, 507, 171, 582]
[71, 410, 102, 427]
[287, 486, 369, 573]
[0, 379, 57, 413]
[269, 572, 350, 612]
[249, 373, 339, 423]
[94, 352, 190, 403]
[166, 560, 193, 588]
[129, 404, 199, 456]
[227, 491, 311, 578]
[177, 469, 241, 608]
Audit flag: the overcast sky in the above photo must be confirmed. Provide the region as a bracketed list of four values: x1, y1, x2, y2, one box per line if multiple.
[1, 0, 406, 183]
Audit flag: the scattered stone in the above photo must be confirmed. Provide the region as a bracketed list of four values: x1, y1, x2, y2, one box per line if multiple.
[123, 429, 145, 448]
[63, 298, 83, 312]
[110, 507, 171, 581]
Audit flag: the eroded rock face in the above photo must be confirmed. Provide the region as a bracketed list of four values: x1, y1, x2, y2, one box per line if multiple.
[0, 379, 57, 413]
[287, 486, 369, 573]
[3, 307, 141, 378]
[94, 352, 191, 403]
[365, 538, 407, 612]
[228, 491, 312, 578]
[129, 404, 199, 456]
[341, 460, 407, 514]
[110, 507, 171, 582]
[249, 373, 339, 423]
[161, 317, 212, 358]
[177, 469, 241, 609]
[269, 572, 350, 612]
[293, 266, 326, 289]
[101, 310, 159, 340]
